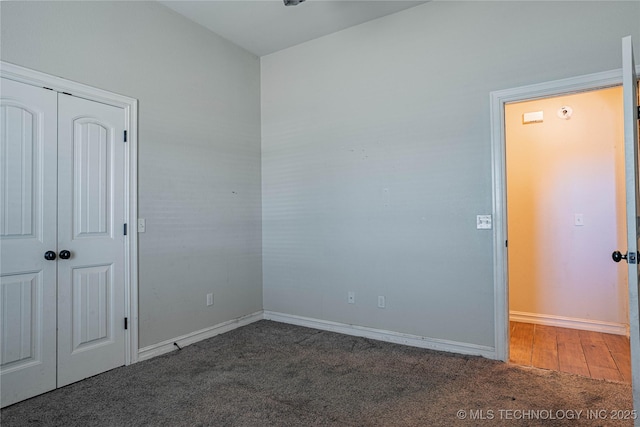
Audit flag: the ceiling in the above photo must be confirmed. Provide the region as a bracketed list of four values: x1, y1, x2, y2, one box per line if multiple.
[161, 0, 427, 57]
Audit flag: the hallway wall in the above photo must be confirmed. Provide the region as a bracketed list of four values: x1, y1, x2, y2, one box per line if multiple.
[506, 87, 627, 330]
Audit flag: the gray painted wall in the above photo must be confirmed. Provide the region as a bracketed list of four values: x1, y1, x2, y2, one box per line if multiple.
[1, 1, 262, 348]
[261, 1, 640, 347]
[3, 0, 639, 354]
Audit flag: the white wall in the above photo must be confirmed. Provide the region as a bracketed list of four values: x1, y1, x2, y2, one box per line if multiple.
[506, 87, 628, 327]
[261, 1, 640, 347]
[0, 1, 262, 348]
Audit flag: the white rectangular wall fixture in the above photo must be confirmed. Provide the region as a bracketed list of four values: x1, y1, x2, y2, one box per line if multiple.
[477, 215, 492, 229]
[523, 111, 544, 124]
[348, 292, 355, 304]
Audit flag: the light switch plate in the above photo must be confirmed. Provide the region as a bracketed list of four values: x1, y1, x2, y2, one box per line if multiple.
[477, 215, 492, 230]
[574, 214, 584, 226]
[138, 218, 146, 233]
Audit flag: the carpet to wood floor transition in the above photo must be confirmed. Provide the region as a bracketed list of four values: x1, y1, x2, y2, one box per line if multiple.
[1, 320, 634, 426]
[510, 321, 631, 383]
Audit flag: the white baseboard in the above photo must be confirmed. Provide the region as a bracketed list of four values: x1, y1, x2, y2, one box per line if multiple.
[137, 311, 263, 362]
[137, 310, 499, 363]
[263, 311, 496, 359]
[509, 311, 629, 336]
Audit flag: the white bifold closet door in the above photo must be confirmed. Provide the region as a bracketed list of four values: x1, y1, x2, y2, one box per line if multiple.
[1, 77, 127, 407]
[1, 77, 58, 407]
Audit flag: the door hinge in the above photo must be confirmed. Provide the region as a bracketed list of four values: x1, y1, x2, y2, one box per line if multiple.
[505, 240, 508, 248]
[637, 105, 640, 118]
[61, 91, 73, 96]
[43, 87, 54, 91]
[124, 130, 127, 142]
[124, 223, 127, 236]
[124, 317, 128, 330]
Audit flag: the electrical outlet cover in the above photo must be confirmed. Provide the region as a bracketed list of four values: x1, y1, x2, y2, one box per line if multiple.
[348, 292, 355, 304]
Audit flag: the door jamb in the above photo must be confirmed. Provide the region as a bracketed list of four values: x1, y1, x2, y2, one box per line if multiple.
[1, 61, 140, 364]
[490, 67, 639, 362]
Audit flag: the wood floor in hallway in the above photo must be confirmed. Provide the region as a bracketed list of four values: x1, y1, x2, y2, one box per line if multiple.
[509, 321, 631, 383]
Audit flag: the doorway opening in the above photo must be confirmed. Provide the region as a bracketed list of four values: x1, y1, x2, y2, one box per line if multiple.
[504, 86, 631, 382]
[489, 67, 636, 362]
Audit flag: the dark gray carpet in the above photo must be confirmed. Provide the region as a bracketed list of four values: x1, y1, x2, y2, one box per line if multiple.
[1, 320, 633, 426]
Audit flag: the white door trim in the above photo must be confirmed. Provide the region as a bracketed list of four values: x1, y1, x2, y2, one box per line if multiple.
[490, 67, 640, 362]
[1, 61, 140, 365]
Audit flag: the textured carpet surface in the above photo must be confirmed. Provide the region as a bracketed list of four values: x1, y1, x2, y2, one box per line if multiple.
[1, 320, 634, 426]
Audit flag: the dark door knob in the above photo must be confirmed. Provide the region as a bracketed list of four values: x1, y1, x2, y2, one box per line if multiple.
[59, 250, 71, 260]
[44, 250, 57, 261]
[612, 251, 627, 263]
[613, 250, 639, 264]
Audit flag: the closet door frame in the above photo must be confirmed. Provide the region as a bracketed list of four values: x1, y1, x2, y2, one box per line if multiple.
[1, 61, 140, 365]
